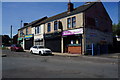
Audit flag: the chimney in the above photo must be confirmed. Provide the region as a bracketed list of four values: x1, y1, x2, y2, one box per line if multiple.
[68, 0, 74, 12]
[24, 23, 28, 26]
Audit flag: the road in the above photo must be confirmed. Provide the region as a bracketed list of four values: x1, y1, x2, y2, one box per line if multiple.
[2, 50, 119, 78]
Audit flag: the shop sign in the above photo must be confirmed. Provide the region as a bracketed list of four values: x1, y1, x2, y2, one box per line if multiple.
[44, 32, 61, 39]
[18, 37, 23, 41]
[24, 34, 33, 39]
[62, 28, 83, 36]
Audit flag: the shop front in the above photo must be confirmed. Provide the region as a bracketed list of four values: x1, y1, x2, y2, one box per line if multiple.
[44, 32, 61, 52]
[18, 37, 23, 47]
[62, 28, 83, 54]
[24, 34, 34, 50]
[34, 38, 43, 46]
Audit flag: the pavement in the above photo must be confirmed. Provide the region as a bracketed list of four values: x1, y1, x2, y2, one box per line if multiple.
[24, 50, 120, 59]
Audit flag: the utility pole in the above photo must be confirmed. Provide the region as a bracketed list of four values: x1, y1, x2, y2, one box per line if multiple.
[10, 25, 12, 39]
[21, 20, 23, 28]
[10, 25, 13, 44]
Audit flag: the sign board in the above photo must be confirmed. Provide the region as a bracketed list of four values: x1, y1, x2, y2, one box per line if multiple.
[24, 34, 33, 39]
[18, 37, 23, 41]
[62, 28, 83, 36]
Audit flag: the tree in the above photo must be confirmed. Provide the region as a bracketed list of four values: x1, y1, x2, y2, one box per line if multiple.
[112, 21, 120, 36]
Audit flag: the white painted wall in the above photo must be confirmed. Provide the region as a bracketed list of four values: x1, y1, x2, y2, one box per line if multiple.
[32, 24, 44, 46]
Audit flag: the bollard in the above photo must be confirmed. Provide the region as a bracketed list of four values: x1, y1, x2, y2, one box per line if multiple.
[92, 43, 94, 56]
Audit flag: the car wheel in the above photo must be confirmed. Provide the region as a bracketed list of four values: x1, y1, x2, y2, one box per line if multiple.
[39, 51, 43, 55]
[30, 50, 33, 54]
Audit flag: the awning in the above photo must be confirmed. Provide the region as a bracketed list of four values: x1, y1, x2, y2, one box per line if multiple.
[24, 34, 33, 39]
[18, 37, 23, 41]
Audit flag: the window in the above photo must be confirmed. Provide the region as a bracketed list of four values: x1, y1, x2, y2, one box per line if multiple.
[47, 23, 51, 32]
[72, 17, 76, 28]
[54, 21, 58, 30]
[33, 46, 37, 48]
[37, 26, 39, 34]
[67, 16, 76, 28]
[20, 30, 23, 36]
[67, 18, 71, 28]
[35, 27, 37, 34]
[26, 28, 28, 35]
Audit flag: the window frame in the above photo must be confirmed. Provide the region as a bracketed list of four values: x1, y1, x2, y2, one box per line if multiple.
[67, 18, 71, 29]
[37, 26, 39, 34]
[47, 23, 51, 32]
[26, 28, 28, 35]
[20, 30, 23, 36]
[54, 21, 58, 31]
[72, 16, 76, 28]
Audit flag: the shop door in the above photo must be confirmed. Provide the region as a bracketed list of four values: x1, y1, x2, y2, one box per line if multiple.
[25, 39, 33, 50]
[45, 37, 61, 52]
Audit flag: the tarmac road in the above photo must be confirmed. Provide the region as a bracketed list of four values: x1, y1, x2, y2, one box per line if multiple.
[2, 50, 119, 78]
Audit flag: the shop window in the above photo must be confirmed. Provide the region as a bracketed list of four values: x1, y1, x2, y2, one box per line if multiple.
[54, 21, 58, 31]
[72, 17, 76, 28]
[67, 18, 71, 28]
[47, 23, 51, 32]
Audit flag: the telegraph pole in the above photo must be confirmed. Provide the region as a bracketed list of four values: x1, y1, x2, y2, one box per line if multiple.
[10, 25, 13, 44]
[21, 20, 23, 28]
[10, 25, 12, 39]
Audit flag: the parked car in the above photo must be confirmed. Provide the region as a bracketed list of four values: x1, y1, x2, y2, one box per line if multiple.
[30, 45, 52, 55]
[10, 44, 23, 52]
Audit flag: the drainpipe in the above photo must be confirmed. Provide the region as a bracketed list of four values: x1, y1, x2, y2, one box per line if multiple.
[43, 24, 45, 47]
[82, 12, 86, 55]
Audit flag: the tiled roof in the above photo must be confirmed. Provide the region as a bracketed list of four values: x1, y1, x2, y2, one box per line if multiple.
[34, 2, 96, 26]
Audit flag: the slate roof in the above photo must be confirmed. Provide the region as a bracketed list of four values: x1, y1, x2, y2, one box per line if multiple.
[18, 16, 47, 30]
[34, 2, 96, 26]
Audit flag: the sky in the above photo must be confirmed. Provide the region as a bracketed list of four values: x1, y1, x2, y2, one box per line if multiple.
[2, 2, 119, 37]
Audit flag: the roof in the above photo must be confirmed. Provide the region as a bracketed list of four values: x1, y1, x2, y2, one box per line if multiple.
[18, 16, 47, 30]
[34, 2, 96, 26]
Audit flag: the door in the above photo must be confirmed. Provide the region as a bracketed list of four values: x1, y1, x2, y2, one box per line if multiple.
[25, 38, 33, 50]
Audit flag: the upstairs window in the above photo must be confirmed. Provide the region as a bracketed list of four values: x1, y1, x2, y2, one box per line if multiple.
[67, 16, 76, 29]
[47, 23, 51, 32]
[54, 21, 58, 31]
[35, 27, 37, 34]
[26, 28, 28, 35]
[37, 26, 39, 34]
[20, 30, 23, 36]
[72, 17, 76, 28]
[67, 18, 71, 28]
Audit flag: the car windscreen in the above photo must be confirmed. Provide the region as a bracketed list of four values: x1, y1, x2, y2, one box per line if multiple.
[38, 46, 44, 48]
